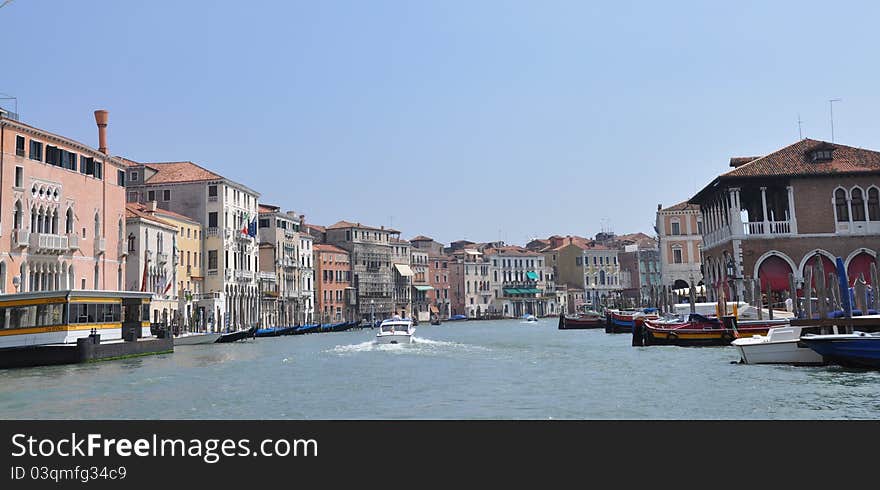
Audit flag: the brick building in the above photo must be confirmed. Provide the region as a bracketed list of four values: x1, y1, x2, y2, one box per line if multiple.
[691, 138, 880, 306]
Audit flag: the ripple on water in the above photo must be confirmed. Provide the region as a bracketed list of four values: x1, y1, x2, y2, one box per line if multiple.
[326, 336, 489, 356]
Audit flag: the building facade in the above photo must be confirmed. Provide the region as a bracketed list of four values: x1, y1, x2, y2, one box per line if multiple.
[692, 139, 880, 306]
[124, 202, 178, 325]
[125, 161, 260, 331]
[485, 246, 552, 317]
[0, 110, 127, 295]
[582, 244, 621, 306]
[314, 244, 352, 323]
[656, 201, 704, 290]
[257, 204, 307, 327]
[324, 221, 397, 321]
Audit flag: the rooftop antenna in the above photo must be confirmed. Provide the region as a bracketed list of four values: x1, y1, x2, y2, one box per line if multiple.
[797, 113, 804, 140]
[829, 98, 842, 143]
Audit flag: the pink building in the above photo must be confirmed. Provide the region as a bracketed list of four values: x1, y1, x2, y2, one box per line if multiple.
[0, 110, 129, 293]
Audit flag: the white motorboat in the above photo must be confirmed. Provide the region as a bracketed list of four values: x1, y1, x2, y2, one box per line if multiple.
[375, 317, 415, 344]
[174, 331, 222, 345]
[523, 314, 538, 322]
[732, 325, 825, 365]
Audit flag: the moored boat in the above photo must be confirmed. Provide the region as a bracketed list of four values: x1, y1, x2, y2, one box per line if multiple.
[799, 331, 880, 369]
[558, 311, 605, 330]
[174, 331, 222, 345]
[639, 314, 787, 347]
[732, 326, 825, 365]
[447, 314, 468, 322]
[607, 308, 659, 334]
[215, 326, 256, 343]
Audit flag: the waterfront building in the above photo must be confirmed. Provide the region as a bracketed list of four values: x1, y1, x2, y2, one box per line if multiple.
[314, 244, 353, 323]
[484, 245, 552, 317]
[448, 255, 465, 316]
[452, 248, 494, 318]
[582, 242, 621, 306]
[257, 204, 305, 327]
[125, 160, 260, 331]
[155, 206, 204, 329]
[124, 202, 178, 324]
[411, 235, 450, 319]
[619, 240, 661, 305]
[324, 221, 397, 321]
[299, 232, 315, 323]
[410, 248, 432, 322]
[541, 236, 591, 290]
[691, 139, 880, 305]
[656, 201, 704, 290]
[391, 238, 413, 318]
[0, 110, 128, 294]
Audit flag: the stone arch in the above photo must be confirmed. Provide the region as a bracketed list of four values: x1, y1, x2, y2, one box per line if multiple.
[753, 250, 798, 283]
[65, 207, 74, 234]
[798, 249, 837, 285]
[845, 248, 877, 285]
[754, 251, 796, 296]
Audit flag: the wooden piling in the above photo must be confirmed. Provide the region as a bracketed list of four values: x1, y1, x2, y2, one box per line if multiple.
[872, 261, 880, 312]
[854, 275, 867, 314]
[816, 259, 827, 319]
[753, 279, 763, 320]
[804, 266, 813, 319]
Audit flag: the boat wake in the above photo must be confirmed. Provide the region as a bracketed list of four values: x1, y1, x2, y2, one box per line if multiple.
[327, 336, 488, 356]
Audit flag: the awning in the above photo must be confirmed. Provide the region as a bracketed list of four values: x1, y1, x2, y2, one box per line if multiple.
[429, 305, 439, 313]
[413, 285, 434, 291]
[503, 288, 521, 294]
[526, 271, 539, 280]
[394, 264, 414, 277]
[520, 288, 542, 294]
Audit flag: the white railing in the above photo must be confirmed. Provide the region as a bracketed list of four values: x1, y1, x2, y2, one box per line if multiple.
[236, 270, 254, 281]
[258, 271, 276, 281]
[206, 227, 220, 237]
[68, 233, 80, 251]
[743, 222, 764, 235]
[13, 229, 29, 248]
[742, 220, 791, 236]
[769, 220, 791, 234]
[29, 232, 68, 255]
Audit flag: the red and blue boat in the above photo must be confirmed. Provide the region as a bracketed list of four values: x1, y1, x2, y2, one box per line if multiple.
[606, 308, 659, 334]
[638, 314, 787, 347]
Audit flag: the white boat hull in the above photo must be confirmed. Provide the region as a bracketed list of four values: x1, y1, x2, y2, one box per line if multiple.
[174, 332, 222, 345]
[375, 333, 413, 344]
[735, 340, 824, 365]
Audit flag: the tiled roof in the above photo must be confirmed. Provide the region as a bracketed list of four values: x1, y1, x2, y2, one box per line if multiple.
[314, 244, 348, 254]
[153, 207, 200, 225]
[661, 200, 699, 212]
[125, 203, 176, 228]
[483, 245, 542, 257]
[723, 139, 880, 178]
[305, 224, 326, 233]
[729, 156, 762, 168]
[410, 235, 434, 241]
[327, 220, 400, 233]
[258, 204, 280, 213]
[141, 161, 223, 184]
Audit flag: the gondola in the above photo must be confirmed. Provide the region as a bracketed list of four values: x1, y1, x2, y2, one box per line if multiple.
[215, 326, 256, 343]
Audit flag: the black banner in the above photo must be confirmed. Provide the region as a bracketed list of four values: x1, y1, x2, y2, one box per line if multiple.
[1, 420, 878, 487]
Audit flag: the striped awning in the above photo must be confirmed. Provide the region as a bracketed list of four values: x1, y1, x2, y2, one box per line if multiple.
[394, 264, 414, 277]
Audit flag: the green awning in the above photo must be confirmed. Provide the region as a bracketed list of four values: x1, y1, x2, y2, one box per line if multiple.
[520, 288, 541, 294]
[413, 285, 434, 291]
[526, 271, 539, 280]
[503, 288, 521, 294]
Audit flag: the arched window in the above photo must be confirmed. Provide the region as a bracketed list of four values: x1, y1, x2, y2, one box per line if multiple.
[851, 188, 866, 221]
[868, 188, 880, 221]
[835, 189, 849, 222]
[65, 208, 74, 234]
[13, 201, 22, 230]
[127, 233, 136, 252]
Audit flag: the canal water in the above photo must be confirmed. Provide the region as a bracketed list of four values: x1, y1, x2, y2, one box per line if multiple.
[1, 318, 878, 419]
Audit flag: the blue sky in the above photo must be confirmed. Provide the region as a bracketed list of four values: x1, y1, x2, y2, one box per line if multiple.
[3, 0, 879, 245]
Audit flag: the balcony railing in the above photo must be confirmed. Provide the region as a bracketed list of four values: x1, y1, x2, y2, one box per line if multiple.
[68, 233, 80, 251]
[94, 237, 106, 255]
[208, 195, 218, 202]
[206, 227, 220, 238]
[29, 232, 68, 255]
[258, 271, 276, 282]
[13, 229, 29, 248]
[156, 252, 169, 264]
[235, 270, 254, 281]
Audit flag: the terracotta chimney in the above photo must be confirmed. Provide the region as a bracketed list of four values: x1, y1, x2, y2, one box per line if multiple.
[149, 201, 158, 212]
[94, 110, 109, 154]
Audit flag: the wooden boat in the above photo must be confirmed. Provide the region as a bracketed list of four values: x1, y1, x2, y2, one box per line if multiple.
[430, 314, 441, 326]
[639, 314, 787, 347]
[800, 331, 880, 369]
[216, 326, 256, 343]
[447, 314, 468, 322]
[606, 309, 659, 334]
[558, 312, 605, 330]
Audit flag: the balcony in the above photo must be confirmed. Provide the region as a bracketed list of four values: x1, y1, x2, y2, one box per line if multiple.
[235, 270, 254, 281]
[258, 271, 276, 282]
[156, 252, 169, 264]
[68, 233, 80, 251]
[29, 232, 68, 255]
[94, 236, 106, 256]
[279, 257, 297, 268]
[206, 227, 220, 238]
[12, 229, 29, 248]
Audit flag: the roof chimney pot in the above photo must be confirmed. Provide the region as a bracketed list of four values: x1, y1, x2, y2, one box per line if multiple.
[94, 110, 109, 154]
